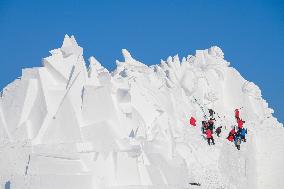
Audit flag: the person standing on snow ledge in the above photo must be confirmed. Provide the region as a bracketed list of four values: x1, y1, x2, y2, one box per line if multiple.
[208, 109, 215, 118]
[206, 129, 215, 145]
[235, 108, 240, 120]
[240, 128, 247, 142]
[234, 133, 242, 150]
[201, 121, 208, 134]
[215, 126, 222, 137]
[208, 118, 215, 131]
[237, 119, 245, 130]
[190, 117, 197, 126]
[227, 127, 236, 142]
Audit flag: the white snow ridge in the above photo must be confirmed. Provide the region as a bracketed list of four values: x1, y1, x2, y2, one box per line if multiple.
[0, 35, 283, 189]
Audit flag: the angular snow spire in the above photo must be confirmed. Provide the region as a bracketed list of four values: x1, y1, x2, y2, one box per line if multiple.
[88, 57, 99, 78]
[60, 34, 83, 57]
[173, 54, 180, 63]
[167, 56, 173, 63]
[89, 56, 101, 67]
[86, 57, 101, 86]
[62, 34, 73, 48]
[115, 49, 146, 68]
[160, 59, 168, 70]
[181, 57, 187, 66]
[122, 49, 135, 62]
[88, 56, 108, 74]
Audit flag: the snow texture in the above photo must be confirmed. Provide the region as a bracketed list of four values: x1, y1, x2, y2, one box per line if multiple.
[0, 35, 283, 189]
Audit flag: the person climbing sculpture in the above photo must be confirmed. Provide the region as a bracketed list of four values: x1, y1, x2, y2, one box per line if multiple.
[240, 127, 247, 142]
[237, 119, 245, 130]
[227, 127, 236, 142]
[201, 121, 207, 134]
[227, 134, 234, 142]
[235, 108, 240, 120]
[190, 116, 197, 126]
[208, 118, 215, 131]
[208, 109, 215, 118]
[215, 126, 222, 137]
[234, 133, 242, 150]
[206, 129, 215, 145]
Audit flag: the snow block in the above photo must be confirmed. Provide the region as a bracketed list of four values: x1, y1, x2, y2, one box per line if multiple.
[32, 143, 79, 160]
[36, 174, 94, 189]
[1, 79, 30, 134]
[130, 85, 159, 127]
[116, 88, 131, 103]
[28, 155, 85, 175]
[115, 152, 141, 185]
[82, 86, 117, 125]
[0, 103, 10, 141]
[41, 97, 81, 144]
[25, 79, 48, 139]
[80, 121, 121, 152]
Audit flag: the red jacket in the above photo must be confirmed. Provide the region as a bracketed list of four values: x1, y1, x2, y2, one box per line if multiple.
[227, 135, 234, 142]
[229, 129, 236, 135]
[235, 109, 239, 118]
[206, 129, 213, 138]
[190, 117, 196, 126]
[238, 119, 244, 129]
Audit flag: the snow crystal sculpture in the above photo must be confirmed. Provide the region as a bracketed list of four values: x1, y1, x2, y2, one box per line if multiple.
[0, 35, 283, 189]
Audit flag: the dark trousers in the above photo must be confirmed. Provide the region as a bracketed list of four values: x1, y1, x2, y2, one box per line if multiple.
[216, 131, 221, 137]
[207, 137, 215, 145]
[236, 144, 240, 150]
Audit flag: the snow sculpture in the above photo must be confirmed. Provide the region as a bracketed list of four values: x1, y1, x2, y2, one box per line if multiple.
[208, 46, 224, 59]
[242, 81, 262, 99]
[0, 35, 283, 189]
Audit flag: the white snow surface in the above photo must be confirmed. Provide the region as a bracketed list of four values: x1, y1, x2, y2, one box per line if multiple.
[0, 35, 283, 189]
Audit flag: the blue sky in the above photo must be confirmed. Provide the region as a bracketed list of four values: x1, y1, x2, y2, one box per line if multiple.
[0, 0, 283, 123]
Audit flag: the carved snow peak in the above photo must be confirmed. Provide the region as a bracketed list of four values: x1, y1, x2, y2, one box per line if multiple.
[60, 34, 83, 57]
[208, 46, 224, 59]
[116, 49, 146, 68]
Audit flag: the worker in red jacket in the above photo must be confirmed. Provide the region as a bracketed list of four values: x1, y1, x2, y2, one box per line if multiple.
[190, 117, 197, 126]
[235, 109, 240, 120]
[229, 128, 236, 135]
[227, 135, 234, 142]
[206, 129, 215, 145]
[227, 128, 236, 142]
[237, 119, 245, 129]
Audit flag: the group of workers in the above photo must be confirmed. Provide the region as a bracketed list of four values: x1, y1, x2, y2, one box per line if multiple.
[190, 108, 248, 150]
[227, 109, 247, 150]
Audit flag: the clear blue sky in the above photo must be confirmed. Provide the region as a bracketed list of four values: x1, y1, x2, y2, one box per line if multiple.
[0, 0, 283, 123]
